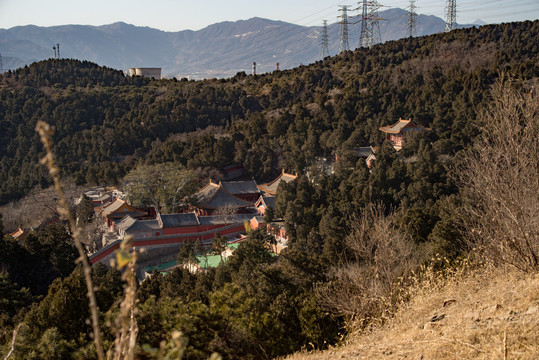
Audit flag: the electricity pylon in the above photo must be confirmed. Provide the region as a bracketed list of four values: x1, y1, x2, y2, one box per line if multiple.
[407, 0, 418, 38]
[320, 20, 330, 59]
[359, 0, 368, 47]
[445, 0, 457, 32]
[338, 5, 350, 53]
[359, 0, 383, 48]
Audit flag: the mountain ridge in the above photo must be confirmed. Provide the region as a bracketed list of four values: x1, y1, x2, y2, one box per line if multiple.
[0, 9, 480, 78]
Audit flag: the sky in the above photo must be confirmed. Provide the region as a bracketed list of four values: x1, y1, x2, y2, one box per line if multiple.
[0, 0, 538, 31]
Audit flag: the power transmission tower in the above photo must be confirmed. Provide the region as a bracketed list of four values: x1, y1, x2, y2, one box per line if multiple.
[407, 0, 418, 38]
[53, 46, 57, 59]
[57, 43, 60, 59]
[358, 1, 384, 48]
[320, 20, 330, 59]
[358, 0, 368, 47]
[445, 0, 457, 32]
[338, 5, 350, 53]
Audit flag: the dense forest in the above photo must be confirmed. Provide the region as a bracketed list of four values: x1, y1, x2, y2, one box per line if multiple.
[0, 20, 538, 359]
[0, 21, 537, 204]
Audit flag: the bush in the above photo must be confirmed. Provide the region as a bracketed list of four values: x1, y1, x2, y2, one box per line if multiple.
[317, 204, 418, 327]
[455, 79, 538, 272]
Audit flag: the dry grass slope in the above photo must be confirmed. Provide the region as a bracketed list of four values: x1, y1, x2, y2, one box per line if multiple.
[284, 265, 539, 360]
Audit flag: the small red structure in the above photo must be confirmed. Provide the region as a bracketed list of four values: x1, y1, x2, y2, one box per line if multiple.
[96, 198, 147, 228]
[255, 196, 276, 216]
[379, 118, 431, 150]
[9, 226, 25, 239]
[366, 147, 377, 168]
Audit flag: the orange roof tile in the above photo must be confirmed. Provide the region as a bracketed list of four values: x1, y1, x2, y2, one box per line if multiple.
[379, 118, 431, 134]
[10, 226, 24, 239]
[257, 171, 298, 196]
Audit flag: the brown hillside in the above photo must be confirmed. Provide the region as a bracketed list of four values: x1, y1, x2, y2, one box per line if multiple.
[284, 265, 539, 360]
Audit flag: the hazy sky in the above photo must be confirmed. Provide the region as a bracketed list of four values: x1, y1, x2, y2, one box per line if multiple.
[1, 0, 537, 31]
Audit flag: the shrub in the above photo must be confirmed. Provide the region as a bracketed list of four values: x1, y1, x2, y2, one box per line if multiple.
[317, 204, 418, 327]
[455, 79, 538, 272]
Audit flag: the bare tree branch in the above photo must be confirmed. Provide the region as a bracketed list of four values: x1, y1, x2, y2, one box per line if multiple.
[455, 78, 538, 272]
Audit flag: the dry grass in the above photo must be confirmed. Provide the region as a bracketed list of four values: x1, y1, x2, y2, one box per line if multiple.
[284, 263, 539, 360]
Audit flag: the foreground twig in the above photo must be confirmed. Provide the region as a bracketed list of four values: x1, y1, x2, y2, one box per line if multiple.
[35, 121, 105, 360]
[503, 331, 507, 360]
[112, 235, 139, 360]
[3, 324, 22, 360]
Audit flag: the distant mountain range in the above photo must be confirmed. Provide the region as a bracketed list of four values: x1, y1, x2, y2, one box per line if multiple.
[0, 9, 482, 79]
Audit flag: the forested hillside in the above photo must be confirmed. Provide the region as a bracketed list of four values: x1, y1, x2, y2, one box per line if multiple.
[0, 21, 537, 205]
[0, 21, 537, 360]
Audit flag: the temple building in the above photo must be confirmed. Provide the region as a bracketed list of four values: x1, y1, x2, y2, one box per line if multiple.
[257, 171, 298, 196]
[190, 180, 257, 216]
[96, 198, 148, 228]
[220, 180, 261, 203]
[255, 196, 276, 216]
[379, 118, 431, 150]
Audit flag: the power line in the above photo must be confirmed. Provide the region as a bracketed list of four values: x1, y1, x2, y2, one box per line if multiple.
[217, 4, 340, 55]
[176, 7, 341, 76]
[156, 1, 536, 78]
[175, 11, 341, 78]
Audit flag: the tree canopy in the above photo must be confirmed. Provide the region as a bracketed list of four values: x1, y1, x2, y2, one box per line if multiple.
[123, 163, 198, 213]
[0, 20, 537, 359]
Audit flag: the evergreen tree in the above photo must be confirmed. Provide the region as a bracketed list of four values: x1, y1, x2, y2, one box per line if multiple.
[177, 239, 197, 266]
[76, 194, 94, 224]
